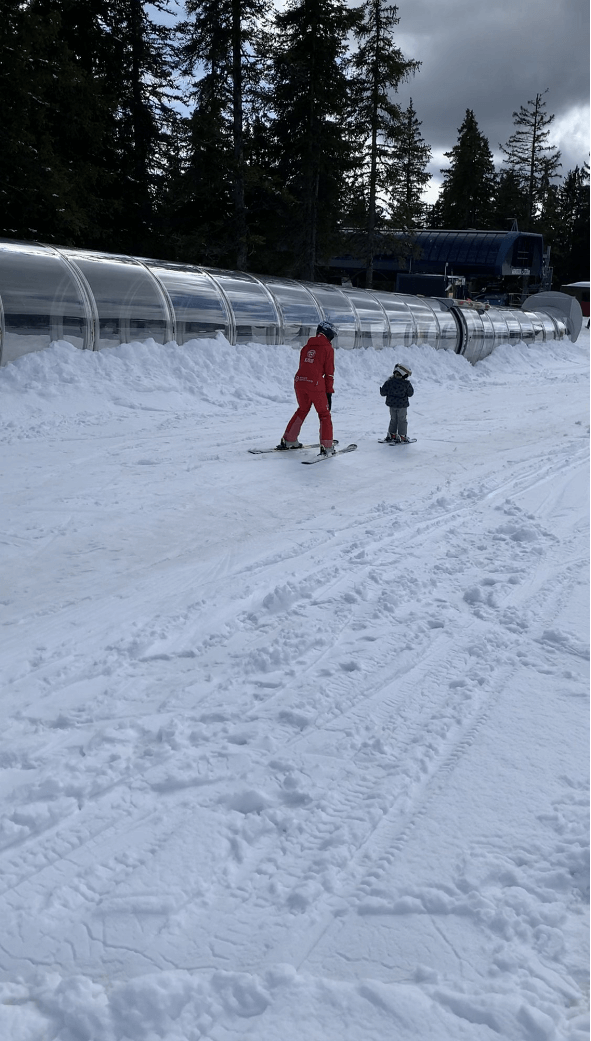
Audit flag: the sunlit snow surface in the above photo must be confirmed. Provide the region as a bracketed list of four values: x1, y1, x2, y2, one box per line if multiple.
[0, 331, 588, 1041]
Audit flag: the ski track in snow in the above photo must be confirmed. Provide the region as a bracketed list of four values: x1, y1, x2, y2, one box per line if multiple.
[0, 334, 588, 1040]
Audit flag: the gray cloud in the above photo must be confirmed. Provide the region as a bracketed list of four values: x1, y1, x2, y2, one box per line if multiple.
[165, 0, 589, 202]
[391, 0, 590, 198]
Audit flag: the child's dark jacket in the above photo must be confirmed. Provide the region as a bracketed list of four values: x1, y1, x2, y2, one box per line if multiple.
[380, 375, 414, 408]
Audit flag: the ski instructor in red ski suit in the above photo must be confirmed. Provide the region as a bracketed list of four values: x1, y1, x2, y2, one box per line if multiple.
[278, 320, 336, 456]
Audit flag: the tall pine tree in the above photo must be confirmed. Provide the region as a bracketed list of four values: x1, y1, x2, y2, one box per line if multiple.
[500, 89, 561, 229]
[175, 0, 270, 268]
[270, 0, 362, 280]
[547, 163, 590, 285]
[385, 98, 431, 229]
[560, 162, 589, 282]
[0, 0, 179, 254]
[105, 0, 179, 255]
[436, 109, 496, 229]
[0, 0, 118, 245]
[173, 0, 234, 264]
[348, 0, 420, 286]
[491, 169, 528, 230]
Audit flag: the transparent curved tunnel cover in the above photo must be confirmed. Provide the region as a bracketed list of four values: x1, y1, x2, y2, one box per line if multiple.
[0, 242, 89, 362]
[63, 251, 172, 349]
[0, 241, 572, 365]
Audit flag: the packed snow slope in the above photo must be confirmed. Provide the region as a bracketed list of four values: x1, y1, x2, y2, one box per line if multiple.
[0, 331, 589, 1041]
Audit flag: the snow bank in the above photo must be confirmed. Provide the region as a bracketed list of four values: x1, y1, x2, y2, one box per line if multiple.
[0, 333, 588, 442]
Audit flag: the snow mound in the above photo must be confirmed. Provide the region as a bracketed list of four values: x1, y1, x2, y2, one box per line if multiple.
[0, 333, 588, 442]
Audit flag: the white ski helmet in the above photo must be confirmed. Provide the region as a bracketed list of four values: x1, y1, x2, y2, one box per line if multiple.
[393, 363, 412, 378]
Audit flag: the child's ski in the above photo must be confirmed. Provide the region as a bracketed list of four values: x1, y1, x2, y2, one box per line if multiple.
[378, 438, 417, 445]
[249, 440, 339, 455]
[301, 444, 357, 464]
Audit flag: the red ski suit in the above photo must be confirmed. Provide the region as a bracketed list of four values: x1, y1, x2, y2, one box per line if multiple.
[283, 334, 334, 447]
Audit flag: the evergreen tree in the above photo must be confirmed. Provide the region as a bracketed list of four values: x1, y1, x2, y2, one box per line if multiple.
[437, 109, 497, 228]
[548, 163, 590, 285]
[240, 109, 293, 275]
[560, 162, 589, 282]
[173, 0, 234, 264]
[348, 0, 420, 286]
[0, 0, 116, 245]
[0, 0, 179, 254]
[36, 0, 123, 248]
[231, 0, 247, 268]
[385, 98, 431, 228]
[536, 156, 562, 236]
[175, 0, 270, 268]
[425, 198, 440, 229]
[491, 169, 528, 230]
[269, 0, 363, 280]
[500, 89, 561, 229]
[103, 0, 179, 255]
[0, 0, 56, 239]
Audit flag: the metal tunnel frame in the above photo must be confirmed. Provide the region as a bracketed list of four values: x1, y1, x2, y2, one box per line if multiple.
[0, 240, 582, 369]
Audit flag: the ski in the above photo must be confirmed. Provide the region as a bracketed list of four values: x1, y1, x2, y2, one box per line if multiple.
[249, 440, 339, 455]
[378, 438, 417, 444]
[301, 444, 357, 464]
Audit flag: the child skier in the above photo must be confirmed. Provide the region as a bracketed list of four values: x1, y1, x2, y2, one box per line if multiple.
[380, 363, 414, 442]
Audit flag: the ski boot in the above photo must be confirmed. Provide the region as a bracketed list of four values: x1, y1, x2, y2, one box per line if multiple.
[276, 438, 303, 450]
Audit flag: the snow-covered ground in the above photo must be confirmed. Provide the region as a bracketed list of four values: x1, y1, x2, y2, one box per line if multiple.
[0, 330, 589, 1041]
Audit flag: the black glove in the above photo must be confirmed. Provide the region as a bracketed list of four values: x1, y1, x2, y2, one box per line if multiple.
[327, 393, 332, 411]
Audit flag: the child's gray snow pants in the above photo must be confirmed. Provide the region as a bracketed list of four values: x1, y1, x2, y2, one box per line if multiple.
[388, 407, 408, 437]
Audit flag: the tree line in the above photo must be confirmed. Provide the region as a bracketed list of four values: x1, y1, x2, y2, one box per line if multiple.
[1, 0, 588, 287]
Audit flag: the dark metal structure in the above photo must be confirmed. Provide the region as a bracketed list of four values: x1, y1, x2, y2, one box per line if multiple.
[329, 229, 546, 291]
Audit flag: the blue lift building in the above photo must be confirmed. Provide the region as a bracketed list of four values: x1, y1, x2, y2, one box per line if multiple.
[328, 228, 549, 301]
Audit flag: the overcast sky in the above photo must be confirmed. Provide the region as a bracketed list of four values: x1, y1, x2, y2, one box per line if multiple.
[163, 0, 589, 204]
[391, 0, 590, 201]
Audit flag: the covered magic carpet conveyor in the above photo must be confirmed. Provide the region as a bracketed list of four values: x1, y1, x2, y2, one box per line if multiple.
[0, 239, 582, 368]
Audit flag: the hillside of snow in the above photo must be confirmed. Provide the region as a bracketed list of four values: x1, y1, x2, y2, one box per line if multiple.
[0, 331, 589, 1041]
